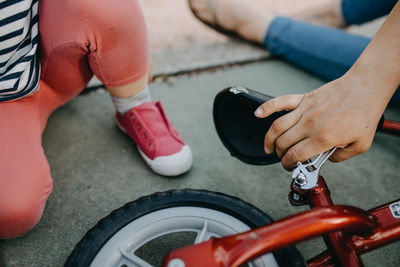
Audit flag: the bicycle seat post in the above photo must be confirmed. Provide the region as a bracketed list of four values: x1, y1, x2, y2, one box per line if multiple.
[288, 148, 336, 208]
[287, 148, 367, 266]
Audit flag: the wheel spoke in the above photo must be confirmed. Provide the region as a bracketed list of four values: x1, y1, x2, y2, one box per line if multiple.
[119, 248, 153, 267]
[83, 203, 281, 267]
[194, 220, 209, 244]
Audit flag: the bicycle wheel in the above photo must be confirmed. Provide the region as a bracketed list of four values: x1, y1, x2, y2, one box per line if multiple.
[65, 189, 305, 267]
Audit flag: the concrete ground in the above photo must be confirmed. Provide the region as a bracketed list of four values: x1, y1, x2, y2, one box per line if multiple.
[1, 1, 399, 266]
[1, 60, 399, 267]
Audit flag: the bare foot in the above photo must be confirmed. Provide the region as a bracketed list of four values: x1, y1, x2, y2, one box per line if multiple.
[189, 0, 345, 44]
[291, 0, 345, 28]
[188, 0, 272, 43]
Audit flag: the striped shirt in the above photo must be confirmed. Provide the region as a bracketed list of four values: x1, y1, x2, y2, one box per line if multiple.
[0, 0, 40, 102]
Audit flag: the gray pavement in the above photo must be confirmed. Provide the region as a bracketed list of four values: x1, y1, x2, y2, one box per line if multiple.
[1, 60, 399, 267]
[0, 1, 396, 266]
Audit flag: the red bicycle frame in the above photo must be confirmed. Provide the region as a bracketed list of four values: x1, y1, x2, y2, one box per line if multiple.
[381, 120, 400, 136]
[163, 120, 400, 267]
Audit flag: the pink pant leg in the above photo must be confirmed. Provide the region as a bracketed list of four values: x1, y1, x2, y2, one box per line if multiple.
[0, 83, 53, 239]
[39, 0, 149, 91]
[0, 0, 149, 238]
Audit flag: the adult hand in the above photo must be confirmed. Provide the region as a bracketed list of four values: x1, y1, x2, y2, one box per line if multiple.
[254, 1, 400, 170]
[254, 74, 386, 170]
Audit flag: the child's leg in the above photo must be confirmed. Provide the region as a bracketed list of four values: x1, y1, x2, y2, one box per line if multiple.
[39, 0, 192, 176]
[0, 0, 153, 238]
[39, 0, 149, 92]
[0, 82, 54, 239]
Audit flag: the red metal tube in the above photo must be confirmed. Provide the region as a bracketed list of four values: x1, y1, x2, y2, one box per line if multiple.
[307, 251, 335, 267]
[353, 199, 400, 253]
[380, 120, 400, 136]
[306, 177, 364, 266]
[163, 206, 377, 267]
[307, 177, 333, 207]
[306, 200, 400, 266]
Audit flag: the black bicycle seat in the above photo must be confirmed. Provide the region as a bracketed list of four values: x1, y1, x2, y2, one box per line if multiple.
[213, 86, 288, 165]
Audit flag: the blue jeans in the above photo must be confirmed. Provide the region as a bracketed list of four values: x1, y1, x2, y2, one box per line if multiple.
[264, 0, 400, 103]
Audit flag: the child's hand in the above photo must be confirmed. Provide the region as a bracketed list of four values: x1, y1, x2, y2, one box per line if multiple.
[254, 75, 386, 170]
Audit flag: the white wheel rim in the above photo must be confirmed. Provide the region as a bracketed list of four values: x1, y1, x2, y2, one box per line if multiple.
[90, 207, 279, 267]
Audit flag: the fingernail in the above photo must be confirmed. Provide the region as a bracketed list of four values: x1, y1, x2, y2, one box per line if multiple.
[264, 146, 271, 154]
[255, 107, 263, 117]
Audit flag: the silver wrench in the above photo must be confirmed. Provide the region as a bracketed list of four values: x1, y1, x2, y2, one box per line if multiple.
[291, 147, 337, 190]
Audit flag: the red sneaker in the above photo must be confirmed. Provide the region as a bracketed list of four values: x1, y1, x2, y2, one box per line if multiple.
[115, 101, 192, 176]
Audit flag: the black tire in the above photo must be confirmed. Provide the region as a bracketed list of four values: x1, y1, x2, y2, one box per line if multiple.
[65, 189, 305, 267]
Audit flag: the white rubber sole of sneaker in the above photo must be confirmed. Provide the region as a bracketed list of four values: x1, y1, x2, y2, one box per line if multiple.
[139, 145, 193, 176]
[116, 117, 193, 176]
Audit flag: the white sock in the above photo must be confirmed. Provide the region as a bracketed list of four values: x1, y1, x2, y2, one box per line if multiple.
[111, 86, 152, 114]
